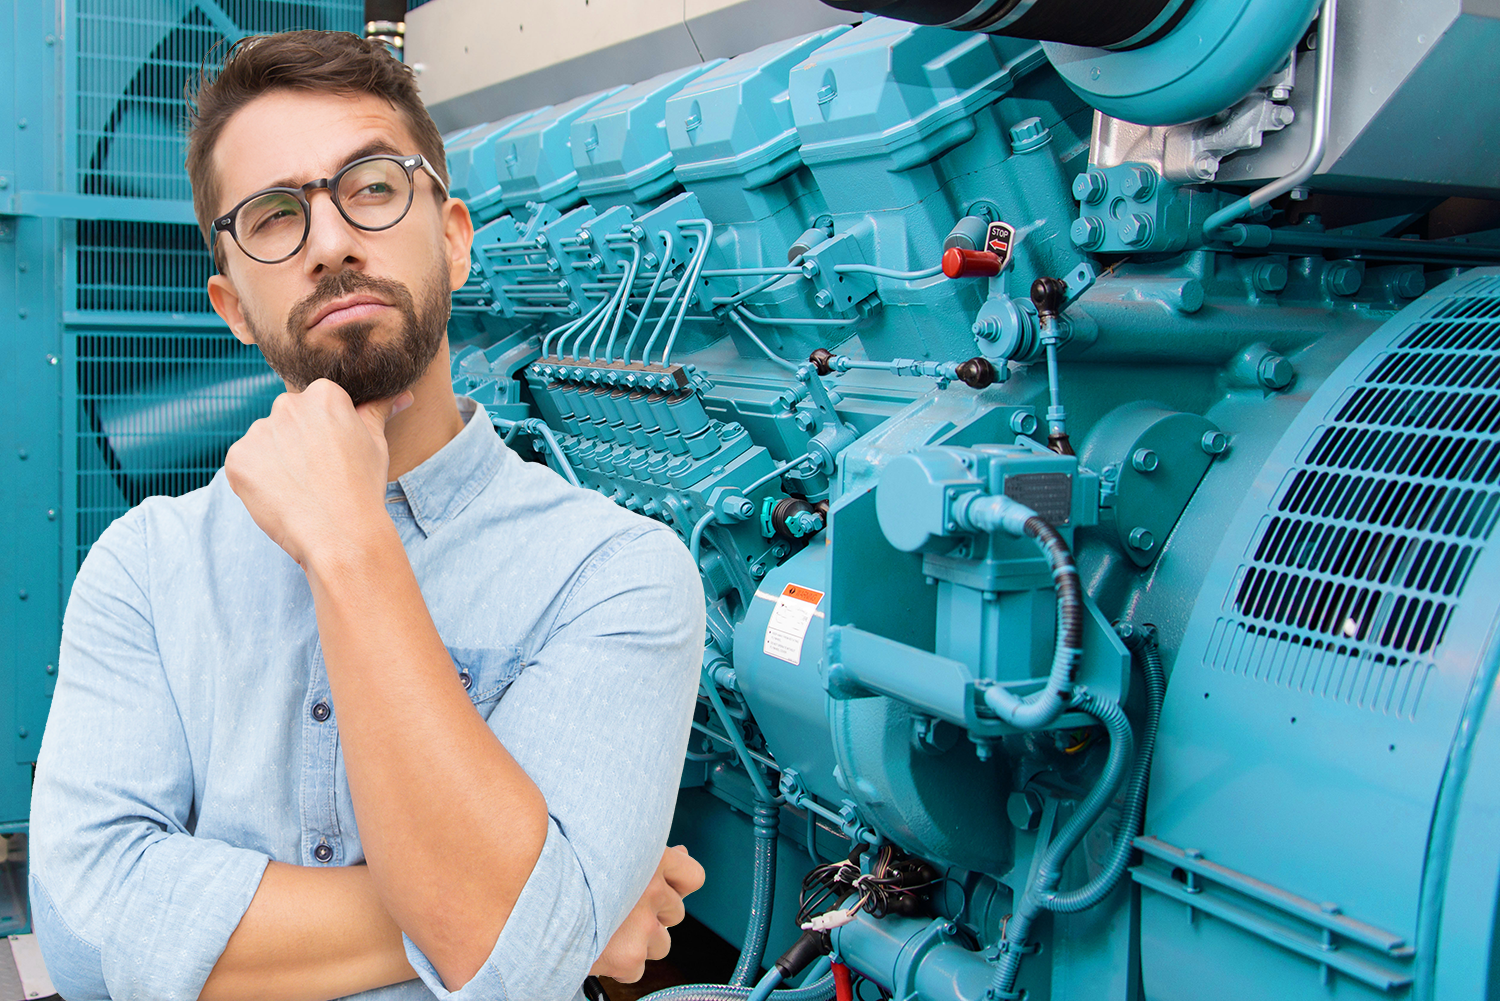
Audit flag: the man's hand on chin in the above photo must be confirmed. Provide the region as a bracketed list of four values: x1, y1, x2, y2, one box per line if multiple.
[593, 845, 707, 983]
[224, 378, 414, 566]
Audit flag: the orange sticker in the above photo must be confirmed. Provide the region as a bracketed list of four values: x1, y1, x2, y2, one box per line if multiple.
[781, 583, 825, 605]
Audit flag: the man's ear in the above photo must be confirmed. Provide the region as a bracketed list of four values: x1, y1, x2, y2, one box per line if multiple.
[207, 270, 257, 347]
[443, 197, 475, 292]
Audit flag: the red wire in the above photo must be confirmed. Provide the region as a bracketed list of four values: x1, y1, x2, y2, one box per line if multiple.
[832, 962, 854, 1001]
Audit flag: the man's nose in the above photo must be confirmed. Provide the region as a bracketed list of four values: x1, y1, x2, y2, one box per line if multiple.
[301, 187, 364, 275]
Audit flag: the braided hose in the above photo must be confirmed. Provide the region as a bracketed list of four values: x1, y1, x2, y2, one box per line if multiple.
[988, 691, 1134, 999]
[1044, 633, 1165, 913]
[638, 970, 836, 1001]
[730, 801, 781, 987]
[960, 496, 1083, 731]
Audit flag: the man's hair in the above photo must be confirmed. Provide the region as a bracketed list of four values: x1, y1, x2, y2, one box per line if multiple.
[185, 30, 449, 258]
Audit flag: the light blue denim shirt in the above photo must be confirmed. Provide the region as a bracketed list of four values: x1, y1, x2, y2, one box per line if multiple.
[28, 396, 705, 1001]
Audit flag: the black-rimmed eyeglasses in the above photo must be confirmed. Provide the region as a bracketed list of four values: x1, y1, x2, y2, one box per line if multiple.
[211, 153, 449, 265]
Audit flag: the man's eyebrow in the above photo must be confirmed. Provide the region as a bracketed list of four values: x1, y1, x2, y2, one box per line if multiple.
[261, 139, 407, 190]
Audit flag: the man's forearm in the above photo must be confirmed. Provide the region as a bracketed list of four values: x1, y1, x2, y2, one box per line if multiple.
[306, 518, 550, 989]
[201, 861, 415, 1001]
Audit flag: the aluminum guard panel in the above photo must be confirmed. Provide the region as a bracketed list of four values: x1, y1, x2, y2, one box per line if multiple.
[1142, 269, 1500, 1001]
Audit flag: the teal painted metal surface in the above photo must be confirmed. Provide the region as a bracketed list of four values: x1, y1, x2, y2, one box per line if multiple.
[7, 0, 1500, 993]
[0, 0, 365, 931]
[1043, 0, 1320, 125]
[442, 10, 1500, 998]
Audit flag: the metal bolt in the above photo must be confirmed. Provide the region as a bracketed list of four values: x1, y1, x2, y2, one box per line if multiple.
[1070, 216, 1104, 250]
[1072, 170, 1107, 205]
[1121, 165, 1157, 201]
[1258, 354, 1295, 390]
[750, 562, 767, 579]
[1326, 261, 1362, 296]
[1120, 214, 1154, 248]
[1191, 155, 1219, 180]
[1201, 431, 1229, 455]
[1394, 270, 1425, 299]
[1290, 186, 1310, 200]
[1007, 790, 1044, 831]
[814, 289, 833, 309]
[1131, 448, 1159, 473]
[1128, 527, 1155, 552]
[1252, 260, 1288, 293]
[1009, 411, 1038, 435]
[735, 498, 753, 518]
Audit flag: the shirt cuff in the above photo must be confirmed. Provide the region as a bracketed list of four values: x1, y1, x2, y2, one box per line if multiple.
[402, 819, 594, 1001]
[104, 834, 270, 1000]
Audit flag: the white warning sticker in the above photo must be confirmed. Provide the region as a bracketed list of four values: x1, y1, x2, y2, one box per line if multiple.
[762, 583, 825, 665]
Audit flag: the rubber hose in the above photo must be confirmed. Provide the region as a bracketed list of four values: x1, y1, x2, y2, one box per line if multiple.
[638, 970, 836, 1001]
[988, 691, 1135, 999]
[1043, 634, 1165, 912]
[977, 510, 1083, 730]
[730, 801, 781, 987]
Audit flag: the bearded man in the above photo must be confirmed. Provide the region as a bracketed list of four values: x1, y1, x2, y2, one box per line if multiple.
[28, 30, 706, 1001]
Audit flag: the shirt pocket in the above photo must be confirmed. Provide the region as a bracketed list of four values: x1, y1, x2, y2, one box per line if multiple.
[446, 645, 525, 711]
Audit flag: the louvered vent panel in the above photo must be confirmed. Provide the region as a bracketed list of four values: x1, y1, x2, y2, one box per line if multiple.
[1206, 283, 1500, 718]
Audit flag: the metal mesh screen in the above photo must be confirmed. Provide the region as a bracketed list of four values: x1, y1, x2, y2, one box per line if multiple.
[68, 0, 363, 565]
[1205, 279, 1500, 719]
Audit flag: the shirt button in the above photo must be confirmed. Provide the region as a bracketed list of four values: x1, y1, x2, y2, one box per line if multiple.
[314, 843, 334, 863]
[459, 671, 472, 691]
[311, 701, 331, 722]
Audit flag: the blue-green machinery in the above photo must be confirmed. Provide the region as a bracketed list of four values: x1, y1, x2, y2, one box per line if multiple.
[442, 0, 1500, 997]
[0, 0, 360, 934]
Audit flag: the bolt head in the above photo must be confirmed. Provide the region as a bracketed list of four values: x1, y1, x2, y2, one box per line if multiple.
[1009, 116, 1049, 152]
[1201, 430, 1230, 455]
[1009, 411, 1038, 435]
[1007, 790, 1043, 831]
[1072, 170, 1107, 205]
[1120, 214, 1154, 247]
[814, 289, 834, 309]
[1258, 354, 1295, 390]
[1131, 448, 1159, 473]
[1252, 260, 1288, 293]
[1128, 527, 1156, 551]
[1395, 270, 1425, 299]
[1070, 216, 1104, 249]
[1327, 262, 1362, 296]
[1120, 165, 1157, 201]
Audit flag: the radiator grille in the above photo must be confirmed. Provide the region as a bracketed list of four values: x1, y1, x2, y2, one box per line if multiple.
[1206, 281, 1500, 718]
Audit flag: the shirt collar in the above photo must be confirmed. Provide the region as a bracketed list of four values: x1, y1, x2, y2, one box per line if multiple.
[385, 396, 503, 537]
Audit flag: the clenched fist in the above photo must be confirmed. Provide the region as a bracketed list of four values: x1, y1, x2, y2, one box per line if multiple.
[591, 845, 706, 983]
[224, 379, 412, 567]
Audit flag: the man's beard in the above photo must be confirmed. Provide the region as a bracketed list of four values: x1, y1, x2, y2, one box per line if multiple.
[248, 264, 451, 406]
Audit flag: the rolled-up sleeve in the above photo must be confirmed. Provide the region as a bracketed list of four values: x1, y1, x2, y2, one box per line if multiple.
[402, 525, 705, 1001]
[29, 510, 269, 1001]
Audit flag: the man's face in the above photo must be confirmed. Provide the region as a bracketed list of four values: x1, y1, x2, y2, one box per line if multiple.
[205, 89, 472, 405]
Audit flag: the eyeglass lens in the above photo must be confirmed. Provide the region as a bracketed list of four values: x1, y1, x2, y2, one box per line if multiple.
[235, 158, 414, 262]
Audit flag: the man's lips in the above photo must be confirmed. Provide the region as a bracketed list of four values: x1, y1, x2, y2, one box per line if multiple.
[306, 294, 393, 331]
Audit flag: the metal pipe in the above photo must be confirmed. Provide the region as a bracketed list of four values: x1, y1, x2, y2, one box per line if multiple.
[1202, 0, 1338, 239]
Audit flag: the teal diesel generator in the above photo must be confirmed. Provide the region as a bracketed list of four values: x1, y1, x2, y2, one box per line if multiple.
[7, 0, 1500, 999]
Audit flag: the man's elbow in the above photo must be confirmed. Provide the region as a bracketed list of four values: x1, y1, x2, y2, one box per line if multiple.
[29, 875, 111, 1001]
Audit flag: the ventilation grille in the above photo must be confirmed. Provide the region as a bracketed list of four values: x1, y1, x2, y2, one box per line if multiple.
[1206, 282, 1500, 718]
[76, 220, 214, 313]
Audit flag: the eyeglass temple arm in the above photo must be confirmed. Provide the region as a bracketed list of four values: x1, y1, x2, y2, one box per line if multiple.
[419, 158, 449, 199]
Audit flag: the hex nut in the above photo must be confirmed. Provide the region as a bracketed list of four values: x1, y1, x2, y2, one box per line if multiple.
[1010, 411, 1038, 435]
[1131, 448, 1159, 473]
